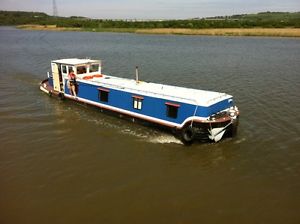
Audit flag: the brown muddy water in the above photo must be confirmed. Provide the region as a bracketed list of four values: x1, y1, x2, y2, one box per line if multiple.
[0, 27, 300, 224]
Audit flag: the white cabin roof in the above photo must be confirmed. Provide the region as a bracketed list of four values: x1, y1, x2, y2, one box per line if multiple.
[52, 58, 100, 65]
[81, 75, 232, 107]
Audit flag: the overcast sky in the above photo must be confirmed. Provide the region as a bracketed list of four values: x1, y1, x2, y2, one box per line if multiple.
[1, 0, 300, 19]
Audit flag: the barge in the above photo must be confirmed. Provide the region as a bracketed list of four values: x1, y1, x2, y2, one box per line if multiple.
[40, 58, 239, 144]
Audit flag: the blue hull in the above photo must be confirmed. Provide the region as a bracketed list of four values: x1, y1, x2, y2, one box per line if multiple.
[41, 78, 239, 144]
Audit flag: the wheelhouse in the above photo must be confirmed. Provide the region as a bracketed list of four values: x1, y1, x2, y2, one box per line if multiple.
[50, 58, 101, 92]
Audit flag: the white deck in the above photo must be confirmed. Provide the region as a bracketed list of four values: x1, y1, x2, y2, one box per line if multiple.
[78, 74, 232, 107]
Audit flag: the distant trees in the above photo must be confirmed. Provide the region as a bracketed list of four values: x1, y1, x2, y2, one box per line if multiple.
[0, 11, 49, 25]
[1, 10, 300, 29]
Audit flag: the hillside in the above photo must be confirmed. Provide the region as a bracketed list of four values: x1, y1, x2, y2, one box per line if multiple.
[205, 12, 300, 28]
[1, 10, 300, 28]
[0, 11, 300, 29]
[0, 11, 50, 25]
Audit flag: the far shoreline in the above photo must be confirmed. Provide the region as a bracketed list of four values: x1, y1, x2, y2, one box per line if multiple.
[17, 25, 300, 38]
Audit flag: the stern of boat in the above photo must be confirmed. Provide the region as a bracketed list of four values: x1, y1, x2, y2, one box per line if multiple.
[39, 77, 64, 98]
[40, 78, 52, 95]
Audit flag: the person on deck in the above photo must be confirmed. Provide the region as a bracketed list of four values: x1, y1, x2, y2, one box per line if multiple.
[68, 69, 77, 97]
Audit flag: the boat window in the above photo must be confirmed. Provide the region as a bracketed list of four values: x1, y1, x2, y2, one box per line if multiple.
[133, 96, 143, 110]
[98, 88, 109, 102]
[77, 66, 87, 74]
[68, 66, 73, 73]
[62, 65, 67, 74]
[166, 102, 180, 119]
[90, 64, 99, 73]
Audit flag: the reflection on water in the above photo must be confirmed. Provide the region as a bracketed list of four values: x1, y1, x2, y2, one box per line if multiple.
[0, 27, 300, 224]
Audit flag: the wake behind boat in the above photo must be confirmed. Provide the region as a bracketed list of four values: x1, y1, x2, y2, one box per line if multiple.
[40, 58, 239, 144]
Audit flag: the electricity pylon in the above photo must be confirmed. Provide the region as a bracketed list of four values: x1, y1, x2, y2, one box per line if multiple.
[53, 0, 58, 17]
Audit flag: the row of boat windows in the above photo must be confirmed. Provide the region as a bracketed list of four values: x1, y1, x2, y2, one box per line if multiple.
[61, 64, 100, 75]
[98, 89, 179, 119]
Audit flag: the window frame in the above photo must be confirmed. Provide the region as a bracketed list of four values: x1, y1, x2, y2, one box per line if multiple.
[98, 88, 110, 102]
[68, 66, 73, 74]
[77, 66, 87, 74]
[165, 102, 180, 119]
[89, 64, 100, 73]
[132, 95, 144, 110]
[61, 65, 67, 74]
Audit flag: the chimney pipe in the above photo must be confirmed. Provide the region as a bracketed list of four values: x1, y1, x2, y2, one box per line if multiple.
[135, 66, 139, 83]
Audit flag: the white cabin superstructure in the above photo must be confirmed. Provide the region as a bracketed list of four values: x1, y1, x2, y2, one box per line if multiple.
[51, 58, 101, 93]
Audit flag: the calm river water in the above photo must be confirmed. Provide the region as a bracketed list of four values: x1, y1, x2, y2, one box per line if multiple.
[0, 27, 300, 224]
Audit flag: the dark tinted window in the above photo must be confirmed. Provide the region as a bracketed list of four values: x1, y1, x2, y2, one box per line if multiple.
[62, 65, 67, 74]
[166, 104, 179, 118]
[77, 66, 87, 74]
[98, 89, 109, 102]
[90, 64, 99, 73]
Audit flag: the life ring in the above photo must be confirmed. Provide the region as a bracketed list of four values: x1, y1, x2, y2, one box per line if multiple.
[83, 75, 93, 80]
[83, 74, 103, 80]
[181, 126, 195, 144]
[93, 74, 103, 78]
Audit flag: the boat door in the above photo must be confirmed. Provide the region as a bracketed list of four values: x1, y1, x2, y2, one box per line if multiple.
[52, 63, 62, 92]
